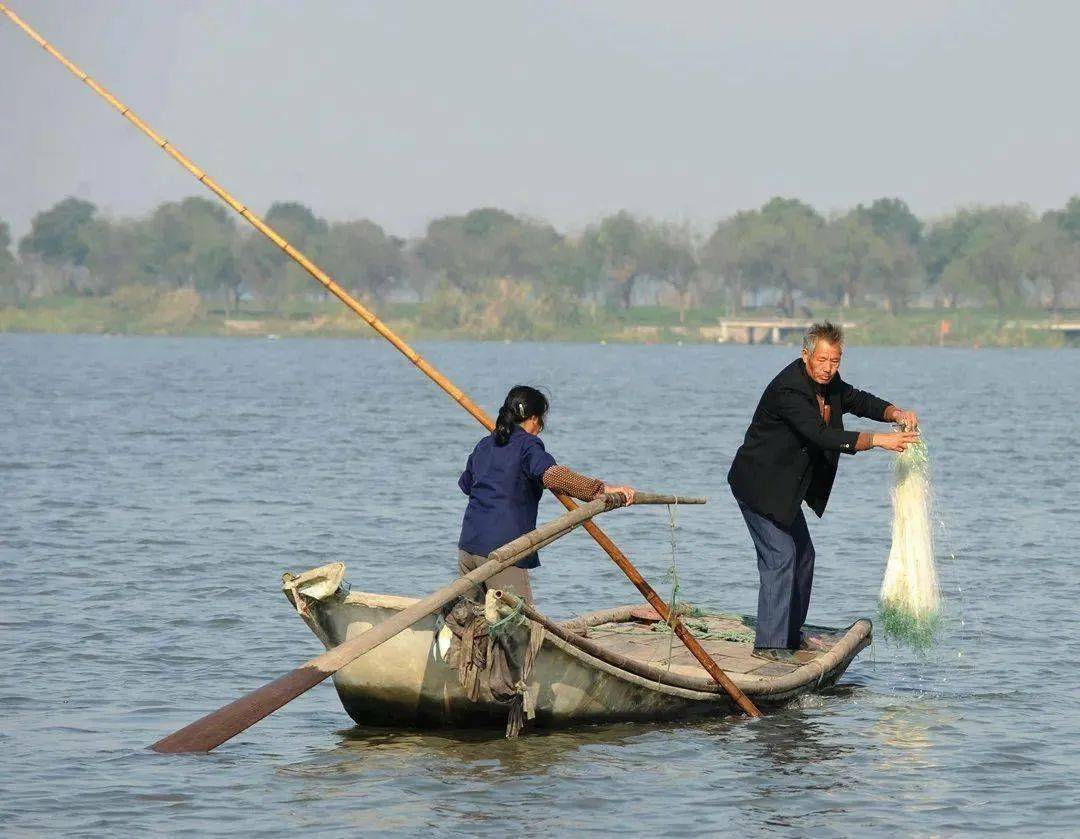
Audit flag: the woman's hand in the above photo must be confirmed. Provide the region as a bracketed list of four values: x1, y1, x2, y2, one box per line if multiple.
[874, 430, 921, 452]
[603, 485, 636, 505]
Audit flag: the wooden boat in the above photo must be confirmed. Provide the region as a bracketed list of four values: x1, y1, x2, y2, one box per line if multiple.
[283, 562, 872, 729]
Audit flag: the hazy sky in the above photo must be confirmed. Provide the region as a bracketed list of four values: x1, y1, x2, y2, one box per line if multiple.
[2, 1, 1079, 239]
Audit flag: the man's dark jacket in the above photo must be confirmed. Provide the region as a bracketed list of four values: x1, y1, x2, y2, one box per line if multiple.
[728, 358, 891, 528]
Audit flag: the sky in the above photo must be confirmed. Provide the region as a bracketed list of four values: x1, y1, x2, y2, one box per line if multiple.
[2, 1, 1079, 240]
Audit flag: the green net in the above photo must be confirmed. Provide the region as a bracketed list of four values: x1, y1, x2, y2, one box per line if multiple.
[488, 597, 526, 638]
[879, 601, 940, 651]
[647, 615, 755, 643]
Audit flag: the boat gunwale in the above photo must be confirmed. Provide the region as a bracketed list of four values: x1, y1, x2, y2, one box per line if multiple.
[328, 589, 872, 700]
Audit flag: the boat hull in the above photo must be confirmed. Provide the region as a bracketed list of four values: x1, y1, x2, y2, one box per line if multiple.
[296, 587, 872, 729]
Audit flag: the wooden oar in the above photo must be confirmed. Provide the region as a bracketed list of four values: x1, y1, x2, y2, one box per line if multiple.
[1, 4, 762, 720]
[151, 492, 688, 753]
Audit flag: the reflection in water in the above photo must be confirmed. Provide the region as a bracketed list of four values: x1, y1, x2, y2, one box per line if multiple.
[736, 688, 861, 828]
[284, 687, 868, 786]
[871, 700, 942, 772]
[279, 722, 725, 832]
[278, 691, 868, 833]
[288, 721, 687, 780]
[747, 687, 859, 773]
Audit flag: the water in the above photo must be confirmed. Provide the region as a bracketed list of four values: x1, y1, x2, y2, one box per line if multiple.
[2, 334, 1077, 836]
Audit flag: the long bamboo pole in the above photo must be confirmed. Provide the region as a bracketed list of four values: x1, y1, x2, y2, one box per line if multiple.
[1, 4, 761, 719]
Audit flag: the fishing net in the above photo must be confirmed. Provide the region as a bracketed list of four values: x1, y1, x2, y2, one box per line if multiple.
[652, 503, 755, 644]
[879, 429, 941, 649]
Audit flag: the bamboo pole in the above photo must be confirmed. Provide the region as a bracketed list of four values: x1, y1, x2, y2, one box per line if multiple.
[1, 4, 761, 719]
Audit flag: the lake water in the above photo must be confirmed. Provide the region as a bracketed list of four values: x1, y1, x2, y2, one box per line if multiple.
[2, 333, 1077, 836]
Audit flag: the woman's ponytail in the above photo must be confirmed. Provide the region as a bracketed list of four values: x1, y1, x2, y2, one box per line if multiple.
[493, 385, 549, 445]
[494, 403, 518, 445]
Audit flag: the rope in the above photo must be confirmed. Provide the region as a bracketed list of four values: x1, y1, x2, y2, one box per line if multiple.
[488, 597, 526, 638]
[656, 501, 680, 684]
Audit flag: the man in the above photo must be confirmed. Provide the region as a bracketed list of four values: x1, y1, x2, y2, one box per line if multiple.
[728, 322, 920, 663]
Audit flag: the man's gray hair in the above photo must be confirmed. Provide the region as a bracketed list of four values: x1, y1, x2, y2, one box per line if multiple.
[803, 321, 844, 353]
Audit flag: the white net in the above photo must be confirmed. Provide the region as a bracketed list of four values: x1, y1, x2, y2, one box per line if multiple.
[879, 430, 941, 649]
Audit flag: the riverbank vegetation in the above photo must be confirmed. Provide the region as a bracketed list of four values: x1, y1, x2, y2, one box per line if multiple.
[2, 195, 1078, 346]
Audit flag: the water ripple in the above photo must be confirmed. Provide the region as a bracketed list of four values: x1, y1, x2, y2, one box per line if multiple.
[1, 334, 1077, 835]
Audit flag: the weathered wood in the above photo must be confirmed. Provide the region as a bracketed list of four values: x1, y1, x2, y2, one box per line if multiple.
[623, 493, 705, 505]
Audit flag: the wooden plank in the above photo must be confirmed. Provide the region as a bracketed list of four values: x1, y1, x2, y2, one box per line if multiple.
[750, 662, 799, 677]
[666, 658, 763, 676]
[698, 640, 753, 658]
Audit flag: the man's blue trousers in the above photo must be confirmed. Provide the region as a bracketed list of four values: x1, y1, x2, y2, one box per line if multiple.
[735, 494, 816, 650]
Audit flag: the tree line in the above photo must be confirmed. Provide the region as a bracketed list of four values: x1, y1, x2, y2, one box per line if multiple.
[2, 194, 1079, 320]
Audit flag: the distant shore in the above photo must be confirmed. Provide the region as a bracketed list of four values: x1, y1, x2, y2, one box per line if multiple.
[1, 295, 1075, 348]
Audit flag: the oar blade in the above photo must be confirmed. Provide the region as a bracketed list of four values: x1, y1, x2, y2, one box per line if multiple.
[151, 664, 328, 753]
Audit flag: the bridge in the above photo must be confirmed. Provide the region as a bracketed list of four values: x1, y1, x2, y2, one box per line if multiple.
[1029, 322, 1080, 345]
[705, 319, 857, 345]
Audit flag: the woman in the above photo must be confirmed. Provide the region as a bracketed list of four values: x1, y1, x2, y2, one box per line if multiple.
[457, 385, 635, 604]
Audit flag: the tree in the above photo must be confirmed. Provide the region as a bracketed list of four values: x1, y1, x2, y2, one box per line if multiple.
[648, 222, 699, 323]
[921, 210, 989, 306]
[81, 218, 143, 296]
[825, 211, 879, 308]
[1023, 213, 1080, 315]
[581, 211, 650, 310]
[319, 220, 404, 303]
[416, 207, 560, 292]
[240, 201, 328, 304]
[264, 201, 329, 249]
[749, 198, 825, 316]
[939, 206, 1033, 315]
[134, 197, 240, 310]
[496, 215, 562, 280]
[867, 235, 920, 314]
[18, 197, 98, 267]
[0, 220, 17, 303]
[835, 208, 923, 313]
[16, 199, 136, 296]
[400, 245, 439, 302]
[538, 236, 604, 301]
[702, 210, 767, 315]
[825, 200, 923, 310]
[1055, 195, 1080, 240]
[860, 197, 922, 247]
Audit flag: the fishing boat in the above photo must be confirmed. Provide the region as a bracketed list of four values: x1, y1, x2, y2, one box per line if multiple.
[282, 561, 872, 730]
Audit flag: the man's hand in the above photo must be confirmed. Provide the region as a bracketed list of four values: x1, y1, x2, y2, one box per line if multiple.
[874, 430, 920, 452]
[889, 407, 920, 430]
